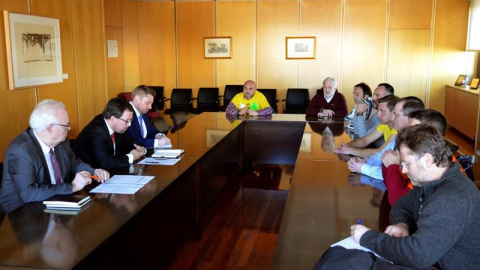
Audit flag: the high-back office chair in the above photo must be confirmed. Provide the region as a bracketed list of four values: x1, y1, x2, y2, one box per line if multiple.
[146, 86, 165, 119]
[257, 89, 278, 113]
[220, 85, 243, 111]
[282, 88, 310, 114]
[164, 88, 194, 115]
[117, 92, 132, 102]
[316, 88, 323, 96]
[194, 87, 220, 113]
[170, 111, 188, 133]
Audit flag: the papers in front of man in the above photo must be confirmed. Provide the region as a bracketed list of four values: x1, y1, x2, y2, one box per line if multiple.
[138, 157, 180, 166]
[154, 143, 173, 149]
[89, 175, 155, 194]
[331, 237, 392, 263]
[152, 149, 185, 159]
[43, 195, 92, 212]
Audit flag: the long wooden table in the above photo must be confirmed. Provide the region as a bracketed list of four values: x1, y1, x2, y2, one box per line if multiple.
[0, 113, 382, 269]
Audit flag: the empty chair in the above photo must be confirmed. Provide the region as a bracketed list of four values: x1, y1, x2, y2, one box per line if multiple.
[194, 87, 220, 113]
[220, 85, 243, 111]
[164, 88, 194, 115]
[257, 88, 278, 113]
[282, 88, 310, 114]
[117, 92, 132, 102]
[146, 86, 165, 119]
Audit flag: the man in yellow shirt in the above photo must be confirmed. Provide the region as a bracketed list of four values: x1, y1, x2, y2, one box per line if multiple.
[225, 80, 273, 116]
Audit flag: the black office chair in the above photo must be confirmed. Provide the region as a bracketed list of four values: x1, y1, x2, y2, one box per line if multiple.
[164, 88, 194, 115]
[257, 88, 278, 113]
[151, 117, 171, 134]
[220, 85, 243, 111]
[170, 111, 188, 133]
[194, 87, 220, 113]
[146, 86, 165, 119]
[316, 88, 323, 95]
[282, 88, 310, 114]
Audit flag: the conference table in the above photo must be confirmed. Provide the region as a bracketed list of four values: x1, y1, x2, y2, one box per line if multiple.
[0, 112, 384, 269]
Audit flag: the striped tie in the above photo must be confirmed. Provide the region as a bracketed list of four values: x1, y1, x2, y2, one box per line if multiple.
[49, 149, 62, 184]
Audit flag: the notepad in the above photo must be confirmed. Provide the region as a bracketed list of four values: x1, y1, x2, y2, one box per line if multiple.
[154, 143, 173, 149]
[43, 195, 91, 210]
[152, 149, 185, 158]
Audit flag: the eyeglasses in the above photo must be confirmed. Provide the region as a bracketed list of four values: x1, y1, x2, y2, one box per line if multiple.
[52, 123, 71, 129]
[116, 117, 132, 124]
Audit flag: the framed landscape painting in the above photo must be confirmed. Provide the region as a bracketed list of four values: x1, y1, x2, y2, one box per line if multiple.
[204, 37, 232, 59]
[286, 36, 316, 59]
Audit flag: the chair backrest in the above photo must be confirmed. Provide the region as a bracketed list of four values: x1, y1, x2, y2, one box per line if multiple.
[316, 88, 323, 95]
[221, 85, 243, 110]
[117, 92, 132, 102]
[257, 89, 278, 113]
[284, 88, 310, 113]
[197, 87, 220, 112]
[148, 86, 165, 110]
[169, 88, 193, 112]
[170, 111, 188, 127]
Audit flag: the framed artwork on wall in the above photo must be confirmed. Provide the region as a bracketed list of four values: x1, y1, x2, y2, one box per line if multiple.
[470, 78, 479, 89]
[454, 74, 467, 86]
[204, 37, 232, 59]
[286, 36, 316, 59]
[3, 11, 63, 89]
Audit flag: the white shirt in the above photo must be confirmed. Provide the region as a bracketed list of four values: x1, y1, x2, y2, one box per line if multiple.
[104, 118, 133, 163]
[32, 131, 59, 184]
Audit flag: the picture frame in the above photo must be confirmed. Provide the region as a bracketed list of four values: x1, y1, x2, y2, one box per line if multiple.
[206, 129, 230, 147]
[3, 11, 63, 89]
[286, 36, 316, 59]
[204, 37, 232, 59]
[470, 78, 479, 89]
[454, 74, 467, 86]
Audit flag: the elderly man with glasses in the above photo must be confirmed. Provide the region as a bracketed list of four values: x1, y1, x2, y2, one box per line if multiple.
[74, 98, 146, 170]
[0, 100, 109, 213]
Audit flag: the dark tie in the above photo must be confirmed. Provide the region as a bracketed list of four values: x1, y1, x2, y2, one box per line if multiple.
[49, 149, 62, 184]
[139, 114, 145, 138]
[111, 133, 115, 145]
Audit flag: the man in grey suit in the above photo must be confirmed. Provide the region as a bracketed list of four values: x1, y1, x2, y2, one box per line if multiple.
[0, 100, 109, 213]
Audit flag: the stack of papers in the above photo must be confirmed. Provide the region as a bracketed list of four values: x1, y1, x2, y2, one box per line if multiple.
[89, 175, 155, 194]
[152, 149, 185, 158]
[43, 195, 92, 214]
[155, 143, 173, 149]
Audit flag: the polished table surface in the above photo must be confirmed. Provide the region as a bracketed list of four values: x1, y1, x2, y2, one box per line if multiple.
[0, 113, 382, 269]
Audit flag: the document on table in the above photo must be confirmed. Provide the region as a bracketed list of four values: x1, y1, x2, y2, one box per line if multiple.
[331, 237, 392, 263]
[89, 175, 155, 194]
[138, 157, 180, 165]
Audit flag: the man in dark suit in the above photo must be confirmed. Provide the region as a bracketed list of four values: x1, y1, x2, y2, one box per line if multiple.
[0, 100, 109, 213]
[74, 98, 145, 170]
[126, 85, 171, 148]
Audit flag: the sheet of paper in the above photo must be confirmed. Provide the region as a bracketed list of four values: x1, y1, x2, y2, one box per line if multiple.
[331, 237, 391, 263]
[138, 157, 180, 165]
[89, 175, 155, 194]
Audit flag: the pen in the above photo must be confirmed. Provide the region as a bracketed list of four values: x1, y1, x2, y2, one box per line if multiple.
[90, 175, 101, 181]
[357, 219, 362, 224]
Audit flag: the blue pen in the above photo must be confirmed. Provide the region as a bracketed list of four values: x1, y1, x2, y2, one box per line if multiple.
[357, 219, 362, 224]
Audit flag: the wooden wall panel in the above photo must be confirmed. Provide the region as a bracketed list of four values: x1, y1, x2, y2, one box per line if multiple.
[390, 0, 432, 29]
[216, 1, 256, 91]
[138, 2, 176, 96]
[106, 26, 125, 98]
[0, 0, 35, 160]
[387, 30, 430, 101]
[430, 0, 470, 113]
[72, 0, 108, 129]
[342, 0, 387, 110]
[105, 0, 122, 28]
[177, 2, 215, 95]
[299, 0, 342, 99]
[257, 1, 298, 107]
[32, 0, 80, 135]
[122, 0, 140, 91]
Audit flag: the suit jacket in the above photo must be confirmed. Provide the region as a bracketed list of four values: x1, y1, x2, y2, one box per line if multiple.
[74, 114, 135, 170]
[126, 112, 160, 148]
[0, 128, 94, 213]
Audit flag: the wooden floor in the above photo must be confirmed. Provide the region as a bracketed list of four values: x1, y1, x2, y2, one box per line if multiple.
[168, 164, 289, 270]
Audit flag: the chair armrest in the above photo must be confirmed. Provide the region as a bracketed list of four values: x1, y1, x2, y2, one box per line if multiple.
[164, 98, 171, 109]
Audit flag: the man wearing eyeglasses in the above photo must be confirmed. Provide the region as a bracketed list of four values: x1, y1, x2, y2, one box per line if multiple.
[0, 100, 110, 213]
[74, 98, 146, 170]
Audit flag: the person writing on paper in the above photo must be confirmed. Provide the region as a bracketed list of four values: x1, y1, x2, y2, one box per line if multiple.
[225, 80, 273, 116]
[126, 85, 171, 148]
[351, 125, 480, 269]
[306, 77, 348, 118]
[0, 100, 109, 213]
[74, 98, 146, 170]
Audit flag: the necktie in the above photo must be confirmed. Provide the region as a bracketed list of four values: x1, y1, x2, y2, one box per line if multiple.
[111, 133, 115, 145]
[49, 149, 62, 184]
[138, 114, 145, 138]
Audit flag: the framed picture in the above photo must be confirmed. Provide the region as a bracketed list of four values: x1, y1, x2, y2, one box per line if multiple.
[206, 129, 230, 147]
[454, 75, 467, 86]
[3, 11, 63, 89]
[286, 36, 316, 59]
[470, 78, 479, 89]
[204, 37, 232, 59]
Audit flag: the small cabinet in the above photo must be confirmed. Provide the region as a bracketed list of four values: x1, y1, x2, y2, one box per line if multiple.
[445, 85, 479, 139]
